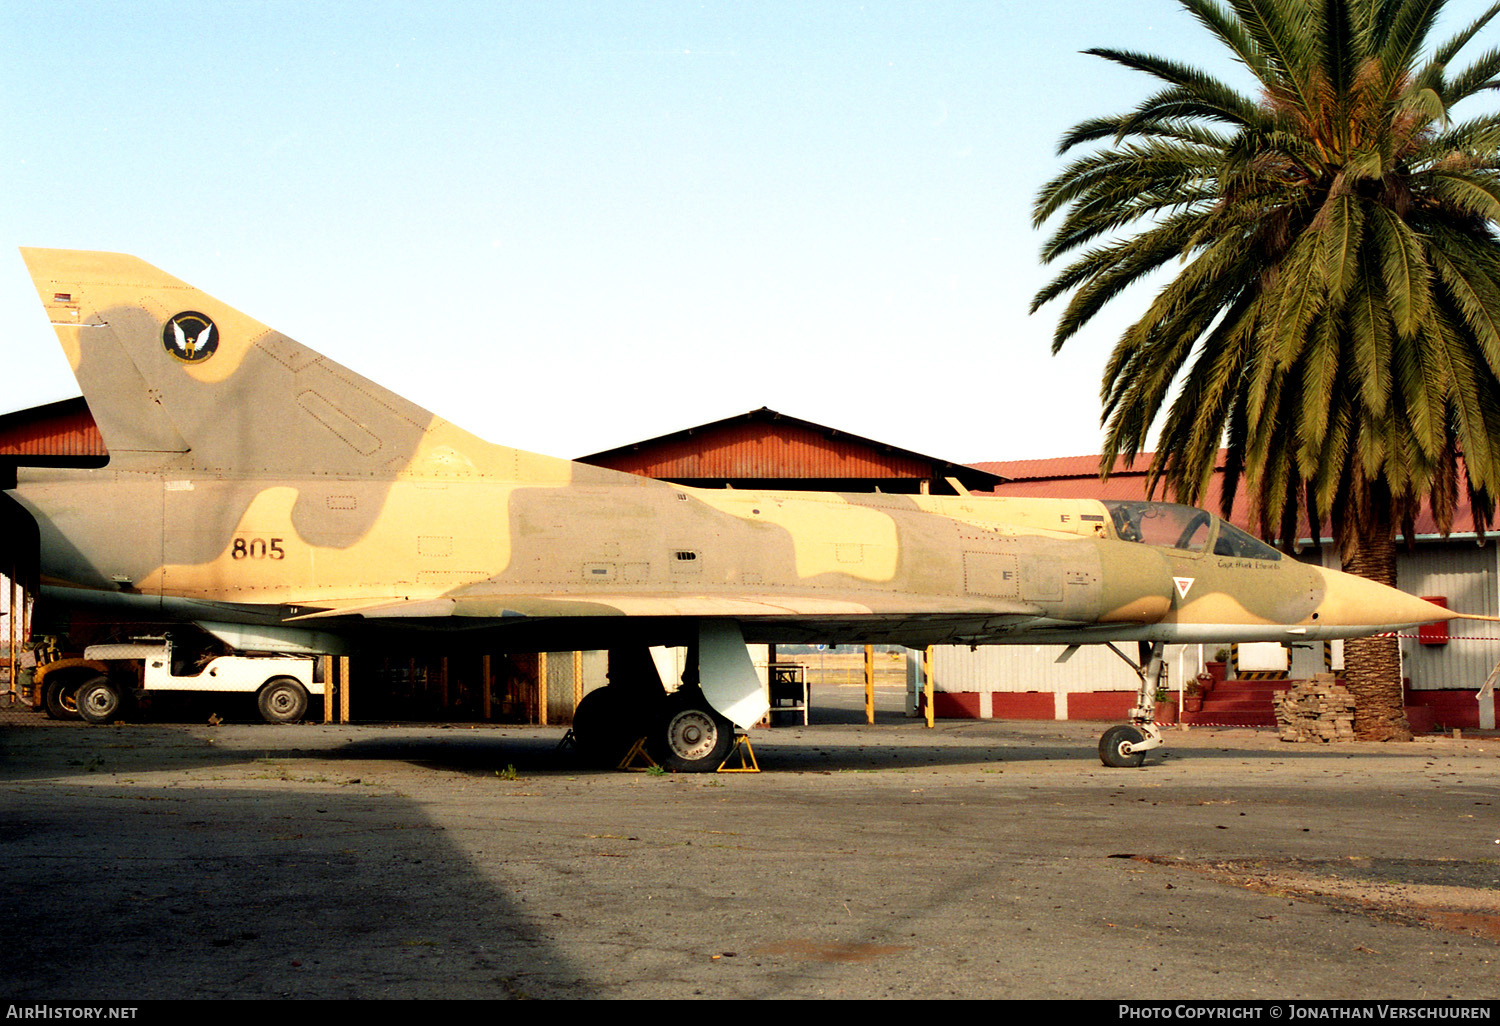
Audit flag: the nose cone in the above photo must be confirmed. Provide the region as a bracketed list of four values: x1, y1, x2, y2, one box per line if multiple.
[1310, 566, 1456, 632]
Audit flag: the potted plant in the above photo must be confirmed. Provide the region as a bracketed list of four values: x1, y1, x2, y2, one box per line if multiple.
[1153, 684, 1177, 724]
[1204, 648, 1230, 687]
[1184, 675, 1207, 713]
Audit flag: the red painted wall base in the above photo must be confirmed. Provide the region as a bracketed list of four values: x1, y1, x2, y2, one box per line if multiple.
[929, 688, 1486, 729]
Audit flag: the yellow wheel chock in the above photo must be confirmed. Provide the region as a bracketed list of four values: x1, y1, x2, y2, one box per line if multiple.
[618, 737, 658, 771]
[716, 733, 758, 772]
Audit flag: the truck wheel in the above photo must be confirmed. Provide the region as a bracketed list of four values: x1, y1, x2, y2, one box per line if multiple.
[43, 676, 83, 720]
[76, 676, 128, 724]
[258, 678, 309, 724]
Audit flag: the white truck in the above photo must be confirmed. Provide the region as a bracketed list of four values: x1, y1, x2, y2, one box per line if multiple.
[60, 636, 322, 724]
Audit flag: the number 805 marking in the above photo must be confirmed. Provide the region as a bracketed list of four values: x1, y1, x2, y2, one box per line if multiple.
[232, 537, 286, 560]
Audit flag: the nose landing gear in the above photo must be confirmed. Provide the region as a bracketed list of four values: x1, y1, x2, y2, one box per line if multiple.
[1097, 640, 1168, 768]
[1099, 723, 1154, 767]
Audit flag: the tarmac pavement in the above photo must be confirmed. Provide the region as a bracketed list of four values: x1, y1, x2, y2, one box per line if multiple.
[1, 713, 1497, 1000]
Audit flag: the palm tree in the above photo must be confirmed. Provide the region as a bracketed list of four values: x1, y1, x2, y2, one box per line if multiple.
[1033, 0, 1500, 740]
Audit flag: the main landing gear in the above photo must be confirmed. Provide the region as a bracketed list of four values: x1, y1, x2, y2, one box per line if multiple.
[648, 689, 736, 773]
[569, 684, 648, 768]
[1096, 641, 1168, 768]
[570, 627, 766, 773]
[569, 684, 738, 772]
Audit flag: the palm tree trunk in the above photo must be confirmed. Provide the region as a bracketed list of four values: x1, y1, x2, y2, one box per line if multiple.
[1341, 523, 1413, 742]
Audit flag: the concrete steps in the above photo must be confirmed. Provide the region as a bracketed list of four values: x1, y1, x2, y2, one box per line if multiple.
[1181, 678, 1290, 726]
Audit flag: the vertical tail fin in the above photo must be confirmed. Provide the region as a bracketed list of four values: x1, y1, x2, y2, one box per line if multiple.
[22, 248, 442, 476]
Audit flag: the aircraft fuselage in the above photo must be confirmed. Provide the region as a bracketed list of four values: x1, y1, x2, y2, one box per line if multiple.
[11, 464, 1425, 651]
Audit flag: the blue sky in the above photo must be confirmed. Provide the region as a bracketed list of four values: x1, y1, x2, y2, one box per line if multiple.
[2, 1, 1490, 464]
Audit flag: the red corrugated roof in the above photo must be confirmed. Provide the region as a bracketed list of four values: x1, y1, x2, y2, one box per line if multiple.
[579, 407, 1005, 492]
[971, 454, 1148, 481]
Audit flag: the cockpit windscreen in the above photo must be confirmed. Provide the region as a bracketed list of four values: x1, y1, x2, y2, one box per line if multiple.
[1210, 521, 1284, 561]
[1102, 501, 1282, 560]
[1104, 501, 1212, 551]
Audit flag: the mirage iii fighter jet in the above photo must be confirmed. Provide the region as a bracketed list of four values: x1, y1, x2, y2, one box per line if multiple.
[3, 249, 1459, 769]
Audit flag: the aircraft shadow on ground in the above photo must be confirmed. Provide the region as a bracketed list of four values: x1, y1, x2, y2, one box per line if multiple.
[329, 724, 1379, 773]
[0, 717, 1442, 790]
[0, 780, 586, 999]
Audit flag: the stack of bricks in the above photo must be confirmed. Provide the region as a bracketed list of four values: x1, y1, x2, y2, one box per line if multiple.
[1273, 673, 1356, 742]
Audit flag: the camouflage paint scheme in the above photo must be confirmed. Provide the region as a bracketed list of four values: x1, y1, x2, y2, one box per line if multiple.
[9, 250, 1454, 660]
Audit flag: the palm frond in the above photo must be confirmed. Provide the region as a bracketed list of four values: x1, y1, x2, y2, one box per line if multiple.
[1036, 0, 1500, 563]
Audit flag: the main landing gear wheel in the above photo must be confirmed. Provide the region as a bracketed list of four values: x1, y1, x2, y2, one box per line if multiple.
[43, 677, 82, 720]
[1099, 724, 1147, 768]
[571, 686, 646, 767]
[75, 676, 129, 725]
[258, 678, 309, 724]
[649, 691, 735, 773]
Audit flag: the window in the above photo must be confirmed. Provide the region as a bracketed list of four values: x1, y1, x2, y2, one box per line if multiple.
[1103, 501, 1212, 553]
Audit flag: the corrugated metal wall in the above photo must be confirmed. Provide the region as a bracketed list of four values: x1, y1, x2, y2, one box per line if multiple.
[1394, 541, 1500, 692]
[931, 642, 1204, 700]
[544, 650, 608, 723]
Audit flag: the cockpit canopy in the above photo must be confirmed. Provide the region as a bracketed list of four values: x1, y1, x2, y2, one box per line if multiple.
[1103, 501, 1282, 561]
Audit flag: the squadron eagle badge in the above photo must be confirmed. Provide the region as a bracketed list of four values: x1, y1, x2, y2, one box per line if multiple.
[162, 311, 218, 362]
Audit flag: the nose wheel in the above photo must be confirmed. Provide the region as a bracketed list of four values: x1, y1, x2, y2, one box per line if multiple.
[1099, 724, 1149, 767]
[1098, 640, 1169, 767]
